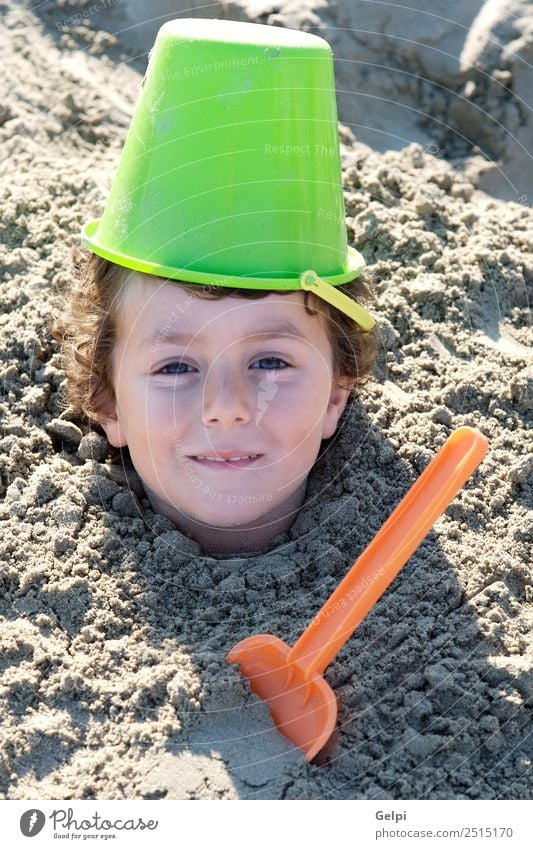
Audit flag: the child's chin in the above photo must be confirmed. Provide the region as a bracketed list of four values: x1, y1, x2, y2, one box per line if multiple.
[148, 486, 275, 528]
[195, 504, 270, 528]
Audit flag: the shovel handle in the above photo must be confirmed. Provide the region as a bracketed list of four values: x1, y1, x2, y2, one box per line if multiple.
[287, 426, 488, 678]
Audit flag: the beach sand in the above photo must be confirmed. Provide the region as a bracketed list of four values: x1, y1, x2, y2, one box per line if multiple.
[0, 1, 531, 799]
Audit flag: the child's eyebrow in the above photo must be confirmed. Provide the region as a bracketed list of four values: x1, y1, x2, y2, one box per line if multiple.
[141, 320, 308, 347]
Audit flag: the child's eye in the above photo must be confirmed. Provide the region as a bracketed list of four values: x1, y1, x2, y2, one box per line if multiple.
[156, 357, 290, 375]
[157, 361, 196, 375]
[250, 357, 290, 370]
[157, 357, 290, 375]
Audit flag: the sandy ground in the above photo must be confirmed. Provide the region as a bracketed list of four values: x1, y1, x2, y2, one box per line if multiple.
[0, 1, 531, 799]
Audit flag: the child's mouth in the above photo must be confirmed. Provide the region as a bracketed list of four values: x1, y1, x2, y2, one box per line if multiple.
[190, 455, 263, 469]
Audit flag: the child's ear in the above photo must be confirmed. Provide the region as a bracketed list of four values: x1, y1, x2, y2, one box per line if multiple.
[321, 381, 355, 440]
[97, 399, 128, 448]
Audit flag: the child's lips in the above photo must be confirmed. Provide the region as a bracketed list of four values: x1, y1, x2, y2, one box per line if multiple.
[190, 455, 263, 470]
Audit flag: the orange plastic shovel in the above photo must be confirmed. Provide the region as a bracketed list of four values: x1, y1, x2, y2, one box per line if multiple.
[227, 426, 488, 761]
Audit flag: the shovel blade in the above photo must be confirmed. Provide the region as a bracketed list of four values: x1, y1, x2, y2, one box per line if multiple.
[226, 634, 337, 761]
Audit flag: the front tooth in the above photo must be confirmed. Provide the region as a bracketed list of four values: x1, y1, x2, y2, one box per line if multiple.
[198, 455, 257, 461]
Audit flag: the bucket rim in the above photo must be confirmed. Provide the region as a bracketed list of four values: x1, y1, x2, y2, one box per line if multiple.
[80, 218, 365, 289]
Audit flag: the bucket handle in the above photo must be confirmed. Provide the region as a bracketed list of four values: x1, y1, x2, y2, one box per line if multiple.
[299, 269, 375, 332]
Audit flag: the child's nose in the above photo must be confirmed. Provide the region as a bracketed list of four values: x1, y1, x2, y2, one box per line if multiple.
[201, 365, 254, 427]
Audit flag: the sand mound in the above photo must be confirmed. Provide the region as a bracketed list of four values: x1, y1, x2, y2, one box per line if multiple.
[66, 0, 533, 202]
[0, 1, 531, 799]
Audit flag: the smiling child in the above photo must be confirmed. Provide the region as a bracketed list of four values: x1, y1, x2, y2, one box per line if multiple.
[51, 250, 378, 555]
[50, 18, 379, 555]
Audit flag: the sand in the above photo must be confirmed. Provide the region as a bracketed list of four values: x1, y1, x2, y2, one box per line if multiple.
[0, 1, 531, 799]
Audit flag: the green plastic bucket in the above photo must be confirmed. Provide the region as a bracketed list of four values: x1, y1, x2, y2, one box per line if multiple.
[81, 18, 374, 329]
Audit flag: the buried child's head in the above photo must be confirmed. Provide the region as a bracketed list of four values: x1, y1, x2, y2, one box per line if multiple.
[52, 250, 378, 555]
[53, 19, 380, 555]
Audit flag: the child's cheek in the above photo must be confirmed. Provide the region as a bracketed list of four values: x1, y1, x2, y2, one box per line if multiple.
[291, 367, 331, 407]
[137, 385, 183, 428]
[289, 376, 332, 440]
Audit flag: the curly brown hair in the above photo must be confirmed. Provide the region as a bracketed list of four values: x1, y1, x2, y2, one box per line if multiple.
[50, 246, 379, 429]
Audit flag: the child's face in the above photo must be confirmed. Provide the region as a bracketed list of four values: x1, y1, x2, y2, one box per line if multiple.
[100, 273, 353, 551]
